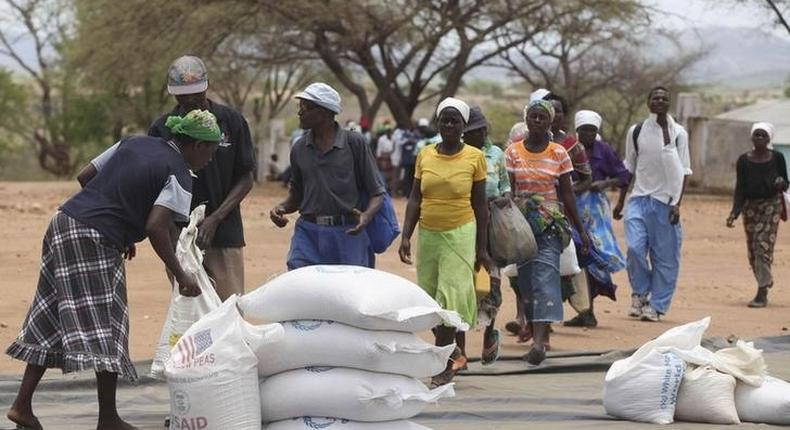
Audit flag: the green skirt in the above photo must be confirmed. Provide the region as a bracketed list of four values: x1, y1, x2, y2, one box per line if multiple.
[416, 221, 477, 328]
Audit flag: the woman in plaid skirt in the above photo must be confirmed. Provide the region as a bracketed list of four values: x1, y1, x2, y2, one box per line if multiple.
[5, 110, 222, 430]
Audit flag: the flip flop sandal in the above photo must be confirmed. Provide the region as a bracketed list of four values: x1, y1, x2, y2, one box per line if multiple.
[481, 329, 501, 365]
[516, 325, 533, 343]
[504, 321, 521, 336]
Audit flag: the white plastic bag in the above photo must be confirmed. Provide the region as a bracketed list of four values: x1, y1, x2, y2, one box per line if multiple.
[735, 376, 790, 425]
[264, 418, 433, 429]
[603, 349, 685, 424]
[675, 366, 740, 424]
[501, 264, 518, 278]
[165, 296, 283, 430]
[259, 367, 454, 422]
[559, 241, 580, 276]
[254, 320, 453, 378]
[151, 205, 222, 379]
[240, 265, 468, 332]
[488, 203, 537, 265]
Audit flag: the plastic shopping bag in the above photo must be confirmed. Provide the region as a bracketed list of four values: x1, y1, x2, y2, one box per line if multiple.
[150, 205, 222, 379]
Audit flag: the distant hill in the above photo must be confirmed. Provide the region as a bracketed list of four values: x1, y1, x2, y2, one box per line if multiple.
[672, 26, 790, 88]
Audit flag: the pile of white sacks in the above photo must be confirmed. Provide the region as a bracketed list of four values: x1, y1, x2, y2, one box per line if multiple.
[603, 317, 790, 425]
[164, 265, 466, 430]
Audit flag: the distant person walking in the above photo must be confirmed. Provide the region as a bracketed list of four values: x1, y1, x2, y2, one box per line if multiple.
[6, 110, 221, 430]
[726, 122, 788, 307]
[615, 86, 692, 322]
[269, 83, 384, 269]
[399, 97, 491, 387]
[148, 55, 256, 301]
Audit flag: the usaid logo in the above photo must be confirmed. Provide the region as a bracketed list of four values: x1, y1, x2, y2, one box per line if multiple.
[173, 390, 190, 414]
[176, 329, 213, 365]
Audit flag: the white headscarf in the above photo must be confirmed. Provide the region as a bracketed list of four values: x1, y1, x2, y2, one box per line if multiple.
[436, 97, 470, 123]
[529, 88, 551, 103]
[574, 110, 603, 131]
[751, 122, 775, 142]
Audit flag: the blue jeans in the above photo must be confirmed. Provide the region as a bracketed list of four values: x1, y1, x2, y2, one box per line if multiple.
[625, 196, 682, 314]
[286, 218, 373, 270]
[518, 230, 563, 322]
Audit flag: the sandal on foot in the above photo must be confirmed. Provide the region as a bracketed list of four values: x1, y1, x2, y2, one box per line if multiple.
[516, 325, 532, 343]
[481, 329, 502, 365]
[505, 321, 521, 336]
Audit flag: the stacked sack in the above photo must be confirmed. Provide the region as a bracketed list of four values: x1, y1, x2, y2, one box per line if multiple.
[603, 317, 790, 426]
[239, 265, 467, 429]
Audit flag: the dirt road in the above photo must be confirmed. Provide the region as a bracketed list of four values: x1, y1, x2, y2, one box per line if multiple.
[0, 182, 788, 374]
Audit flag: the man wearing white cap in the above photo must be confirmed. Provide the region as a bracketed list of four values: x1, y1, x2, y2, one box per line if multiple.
[148, 55, 256, 301]
[616, 86, 692, 322]
[270, 82, 385, 269]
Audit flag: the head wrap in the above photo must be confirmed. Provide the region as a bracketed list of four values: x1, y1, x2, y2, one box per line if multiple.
[508, 122, 527, 143]
[751, 122, 774, 142]
[529, 88, 551, 103]
[574, 110, 603, 131]
[295, 82, 343, 114]
[436, 97, 470, 123]
[463, 106, 488, 133]
[165, 109, 222, 142]
[524, 99, 555, 123]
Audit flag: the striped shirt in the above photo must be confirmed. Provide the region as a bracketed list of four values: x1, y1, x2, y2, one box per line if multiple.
[505, 141, 573, 210]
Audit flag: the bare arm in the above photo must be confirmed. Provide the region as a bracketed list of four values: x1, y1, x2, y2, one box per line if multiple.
[471, 179, 492, 269]
[146, 205, 200, 296]
[197, 171, 254, 248]
[559, 173, 590, 254]
[398, 179, 422, 264]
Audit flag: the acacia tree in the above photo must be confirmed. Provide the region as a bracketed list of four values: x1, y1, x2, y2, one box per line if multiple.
[496, 0, 704, 147]
[0, 0, 112, 176]
[256, 0, 560, 127]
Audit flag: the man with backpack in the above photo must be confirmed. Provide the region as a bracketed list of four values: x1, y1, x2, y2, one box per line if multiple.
[614, 86, 692, 322]
[269, 83, 386, 269]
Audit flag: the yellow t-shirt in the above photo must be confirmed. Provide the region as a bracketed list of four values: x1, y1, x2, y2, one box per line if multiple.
[415, 144, 487, 231]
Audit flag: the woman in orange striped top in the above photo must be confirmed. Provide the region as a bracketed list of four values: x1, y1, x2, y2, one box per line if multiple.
[505, 99, 590, 365]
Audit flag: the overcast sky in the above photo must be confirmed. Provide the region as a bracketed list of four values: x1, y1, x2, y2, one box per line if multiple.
[651, 0, 790, 38]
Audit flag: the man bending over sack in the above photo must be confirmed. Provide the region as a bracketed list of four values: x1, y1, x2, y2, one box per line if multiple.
[6, 110, 221, 430]
[270, 83, 385, 269]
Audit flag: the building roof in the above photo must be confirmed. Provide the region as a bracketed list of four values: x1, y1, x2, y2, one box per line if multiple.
[716, 99, 790, 145]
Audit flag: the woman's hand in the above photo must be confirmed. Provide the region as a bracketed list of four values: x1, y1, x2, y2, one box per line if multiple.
[398, 237, 413, 264]
[726, 215, 736, 228]
[579, 231, 592, 255]
[475, 249, 494, 272]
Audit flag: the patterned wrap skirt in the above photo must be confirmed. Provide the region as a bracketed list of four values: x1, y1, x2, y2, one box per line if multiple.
[742, 195, 783, 288]
[6, 211, 137, 381]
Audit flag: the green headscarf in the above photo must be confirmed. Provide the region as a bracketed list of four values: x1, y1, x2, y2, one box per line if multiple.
[165, 109, 222, 142]
[523, 99, 555, 123]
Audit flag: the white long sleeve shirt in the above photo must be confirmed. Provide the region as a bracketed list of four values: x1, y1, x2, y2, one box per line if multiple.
[624, 114, 692, 206]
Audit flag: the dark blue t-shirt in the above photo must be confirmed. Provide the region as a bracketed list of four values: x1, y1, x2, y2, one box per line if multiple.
[61, 136, 193, 249]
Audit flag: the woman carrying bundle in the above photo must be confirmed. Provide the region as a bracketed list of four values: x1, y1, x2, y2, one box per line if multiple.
[505, 99, 590, 365]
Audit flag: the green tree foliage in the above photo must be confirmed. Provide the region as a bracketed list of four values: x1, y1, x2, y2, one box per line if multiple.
[0, 68, 30, 156]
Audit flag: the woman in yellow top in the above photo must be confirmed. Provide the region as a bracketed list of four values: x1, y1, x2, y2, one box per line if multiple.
[399, 97, 491, 387]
